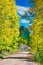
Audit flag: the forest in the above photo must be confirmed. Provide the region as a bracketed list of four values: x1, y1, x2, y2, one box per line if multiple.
[0, 0, 43, 65]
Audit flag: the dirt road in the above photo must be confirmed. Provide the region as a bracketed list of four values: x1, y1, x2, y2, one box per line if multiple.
[0, 52, 38, 65]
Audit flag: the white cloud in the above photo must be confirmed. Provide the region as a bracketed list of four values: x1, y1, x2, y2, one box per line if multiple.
[21, 19, 30, 23]
[21, 19, 27, 23]
[17, 6, 27, 11]
[16, 6, 28, 15]
[16, 6, 30, 26]
[18, 11, 25, 15]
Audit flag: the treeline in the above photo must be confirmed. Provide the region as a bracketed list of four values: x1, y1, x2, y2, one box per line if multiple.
[28, 0, 43, 64]
[0, 0, 20, 56]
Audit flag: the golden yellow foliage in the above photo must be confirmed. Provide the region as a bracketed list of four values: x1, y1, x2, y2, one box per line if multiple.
[0, 0, 20, 54]
[29, 0, 43, 54]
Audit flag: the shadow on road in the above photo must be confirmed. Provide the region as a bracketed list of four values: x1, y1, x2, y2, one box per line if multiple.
[3, 56, 35, 62]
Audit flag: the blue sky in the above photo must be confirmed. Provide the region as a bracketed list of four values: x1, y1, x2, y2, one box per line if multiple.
[16, 0, 33, 28]
[16, 0, 34, 7]
[16, 0, 29, 7]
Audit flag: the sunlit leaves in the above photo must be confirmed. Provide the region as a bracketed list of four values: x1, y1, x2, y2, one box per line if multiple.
[0, 0, 20, 54]
[29, 0, 43, 54]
